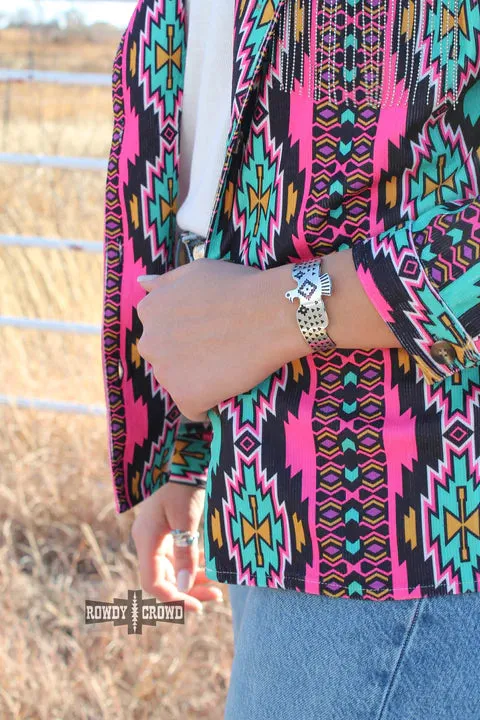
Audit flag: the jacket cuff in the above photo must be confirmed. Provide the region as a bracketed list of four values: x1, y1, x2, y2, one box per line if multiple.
[352, 224, 480, 384]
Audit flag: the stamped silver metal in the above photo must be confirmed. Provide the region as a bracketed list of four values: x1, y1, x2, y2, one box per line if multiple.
[285, 259, 336, 352]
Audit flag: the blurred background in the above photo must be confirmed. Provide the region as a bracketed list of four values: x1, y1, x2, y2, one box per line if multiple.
[0, 2, 232, 718]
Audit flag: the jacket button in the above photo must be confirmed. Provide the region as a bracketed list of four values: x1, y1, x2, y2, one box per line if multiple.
[430, 340, 456, 364]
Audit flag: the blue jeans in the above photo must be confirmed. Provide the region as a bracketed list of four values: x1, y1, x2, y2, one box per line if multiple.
[225, 584, 480, 720]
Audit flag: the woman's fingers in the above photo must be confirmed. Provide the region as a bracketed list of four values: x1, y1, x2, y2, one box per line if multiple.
[137, 274, 161, 292]
[136, 540, 222, 612]
[134, 528, 200, 612]
[191, 567, 222, 587]
[188, 583, 225, 603]
[162, 546, 222, 588]
[146, 553, 204, 613]
[130, 484, 222, 614]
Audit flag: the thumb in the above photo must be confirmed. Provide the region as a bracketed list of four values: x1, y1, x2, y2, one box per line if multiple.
[173, 528, 200, 594]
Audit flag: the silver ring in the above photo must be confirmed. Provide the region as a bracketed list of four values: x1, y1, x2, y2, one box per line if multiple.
[171, 529, 200, 547]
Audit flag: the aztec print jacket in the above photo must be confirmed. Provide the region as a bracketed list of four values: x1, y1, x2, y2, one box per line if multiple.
[103, 0, 480, 601]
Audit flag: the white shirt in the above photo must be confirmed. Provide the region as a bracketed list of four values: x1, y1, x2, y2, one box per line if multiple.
[176, 0, 235, 237]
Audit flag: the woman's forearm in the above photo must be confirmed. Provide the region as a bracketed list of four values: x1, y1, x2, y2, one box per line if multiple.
[136, 252, 402, 421]
[262, 250, 402, 362]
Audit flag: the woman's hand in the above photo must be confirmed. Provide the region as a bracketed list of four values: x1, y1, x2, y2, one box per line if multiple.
[131, 481, 224, 614]
[136, 258, 308, 422]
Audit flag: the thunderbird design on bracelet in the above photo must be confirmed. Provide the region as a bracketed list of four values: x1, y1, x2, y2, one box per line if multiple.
[285, 259, 336, 353]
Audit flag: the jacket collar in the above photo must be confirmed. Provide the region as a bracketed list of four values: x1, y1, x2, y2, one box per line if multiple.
[203, 0, 286, 255]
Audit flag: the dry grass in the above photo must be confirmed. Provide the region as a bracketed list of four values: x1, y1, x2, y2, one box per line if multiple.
[0, 26, 123, 73]
[0, 28, 233, 720]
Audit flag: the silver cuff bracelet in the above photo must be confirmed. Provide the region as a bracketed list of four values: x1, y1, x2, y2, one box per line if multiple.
[285, 259, 336, 353]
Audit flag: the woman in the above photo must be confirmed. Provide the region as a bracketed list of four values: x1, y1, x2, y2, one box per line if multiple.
[102, 0, 480, 717]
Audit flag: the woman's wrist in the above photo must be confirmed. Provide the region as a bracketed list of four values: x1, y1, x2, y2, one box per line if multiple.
[250, 263, 313, 367]
[320, 250, 401, 350]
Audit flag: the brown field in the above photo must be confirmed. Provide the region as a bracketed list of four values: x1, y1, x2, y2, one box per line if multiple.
[0, 27, 233, 720]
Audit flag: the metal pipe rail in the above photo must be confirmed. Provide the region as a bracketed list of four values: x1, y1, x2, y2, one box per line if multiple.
[0, 316, 101, 334]
[0, 234, 103, 253]
[0, 395, 106, 416]
[0, 152, 108, 171]
[0, 68, 112, 86]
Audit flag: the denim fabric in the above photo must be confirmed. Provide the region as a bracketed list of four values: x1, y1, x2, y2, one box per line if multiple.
[225, 584, 480, 720]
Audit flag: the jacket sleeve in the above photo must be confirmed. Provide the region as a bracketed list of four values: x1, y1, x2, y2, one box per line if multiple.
[104, 0, 214, 515]
[352, 196, 480, 384]
[167, 0, 212, 492]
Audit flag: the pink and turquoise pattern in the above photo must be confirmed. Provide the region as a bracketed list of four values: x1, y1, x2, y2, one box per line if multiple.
[103, 0, 480, 602]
